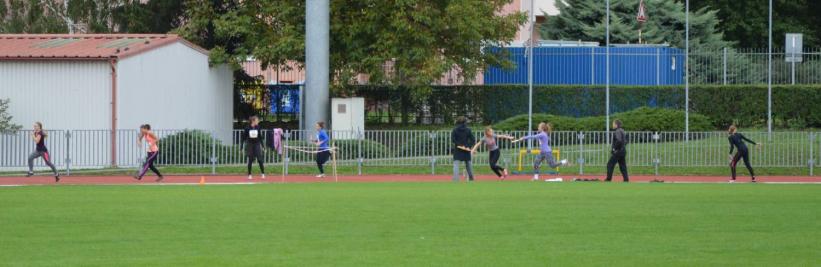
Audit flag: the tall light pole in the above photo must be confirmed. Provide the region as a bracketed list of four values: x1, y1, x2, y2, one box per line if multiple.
[606, 0, 610, 136]
[527, 0, 535, 151]
[685, 0, 689, 141]
[305, 0, 330, 132]
[767, 0, 773, 139]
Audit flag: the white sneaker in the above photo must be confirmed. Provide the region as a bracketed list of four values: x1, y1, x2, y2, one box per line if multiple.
[261, 174, 266, 179]
[316, 174, 326, 178]
[247, 175, 253, 180]
[560, 159, 568, 166]
[532, 174, 540, 181]
[728, 180, 735, 183]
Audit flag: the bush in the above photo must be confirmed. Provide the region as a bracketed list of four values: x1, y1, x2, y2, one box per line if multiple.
[158, 130, 236, 165]
[493, 107, 714, 132]
[394, 131, 456, 157]
[342, 84, 821, 129]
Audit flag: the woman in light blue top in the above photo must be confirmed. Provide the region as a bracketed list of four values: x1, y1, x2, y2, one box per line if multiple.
[314, 121, 331, 178]
[515, 122, 568, 181]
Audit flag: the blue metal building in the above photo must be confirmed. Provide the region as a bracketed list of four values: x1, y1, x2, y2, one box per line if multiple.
[484, 46, 685, 85]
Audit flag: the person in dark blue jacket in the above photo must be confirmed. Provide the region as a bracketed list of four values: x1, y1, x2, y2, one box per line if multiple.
[314, 121, 331, 178]
[451, 117, 475, 182]
[727, 125, 761, 183]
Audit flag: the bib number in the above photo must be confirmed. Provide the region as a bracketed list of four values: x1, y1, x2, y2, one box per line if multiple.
[249, 130, 259, 138]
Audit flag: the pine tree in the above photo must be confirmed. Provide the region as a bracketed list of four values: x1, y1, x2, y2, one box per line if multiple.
[539, 0, 760, 84]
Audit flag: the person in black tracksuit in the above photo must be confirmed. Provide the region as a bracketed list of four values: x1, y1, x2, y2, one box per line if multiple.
[241, 116, 265, 180]
[727, 125, 760, 183]
[605, 119, 629, 182]
[451, 116, 475, 182]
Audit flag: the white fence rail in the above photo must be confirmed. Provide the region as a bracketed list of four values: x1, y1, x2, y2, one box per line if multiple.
[2, 129, 818, 175]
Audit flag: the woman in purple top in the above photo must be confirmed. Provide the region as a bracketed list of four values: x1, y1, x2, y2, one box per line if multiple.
[471, 127, 515, 180]
[515, 122, 568, 181]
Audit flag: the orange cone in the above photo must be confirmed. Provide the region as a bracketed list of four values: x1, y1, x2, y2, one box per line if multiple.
[199, 176, 205, 185]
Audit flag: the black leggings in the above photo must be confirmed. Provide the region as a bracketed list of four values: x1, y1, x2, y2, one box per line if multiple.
[138, 151, 162, 178]
[488, 149, 506, 177]
[606, 152, 629, 182]
[730, 150, 755, 180]
[247, 144, 264, 175]
[316, 151, 331, 174]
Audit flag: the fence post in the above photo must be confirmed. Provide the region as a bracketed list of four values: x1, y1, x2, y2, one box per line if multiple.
[284, 131, 290, 176]
[210, 131, 217, 175]
[656, 48, 660, 85]
[577, 131, 585, 175]
[591, 47, 595, 85]
[791, 60, 796, 85]
[653, 132, 660, 176]
[429, 131, 436, 175]
[809, 133, 814, 176]
[357, 130, 363, 175]
[64, 130, 71, 176]
[723, 47, 728, 85]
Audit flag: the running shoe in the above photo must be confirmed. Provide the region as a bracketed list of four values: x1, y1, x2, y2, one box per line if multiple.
[55, 175, 60, 182]
[26, 172, 34, 177]
[155, 176, 164, 182]
[316, 174, 326, 178]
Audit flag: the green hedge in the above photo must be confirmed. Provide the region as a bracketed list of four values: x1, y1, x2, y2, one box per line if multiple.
[343, 84, 821, 129]
[158, 130, 230, 165]
[492, 107, 713, 132]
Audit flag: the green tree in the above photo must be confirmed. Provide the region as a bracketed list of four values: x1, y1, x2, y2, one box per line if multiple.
[540, 0, 760, 84]
[688, 0, 821, 48]
[0, 0, 68, 33]
[541, 0, 732, 50]
[0, 98, 22, 133]
[111, 0, 185, 33]
[177, 0, 526, 87]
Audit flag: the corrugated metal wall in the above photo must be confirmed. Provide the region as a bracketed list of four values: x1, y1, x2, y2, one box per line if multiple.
[117, 42, 233, 145]
[0, 61, 112, 169]
[0, 61, 112, 129]
[484, 46, 685, 85]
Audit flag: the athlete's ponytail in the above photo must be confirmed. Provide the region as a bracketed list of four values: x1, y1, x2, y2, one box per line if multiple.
[728, 125, 737, 134]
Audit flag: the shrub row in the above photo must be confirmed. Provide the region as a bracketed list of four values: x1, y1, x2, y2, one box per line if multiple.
[492, 107, 714, 132]
[343, 84, 821, 129]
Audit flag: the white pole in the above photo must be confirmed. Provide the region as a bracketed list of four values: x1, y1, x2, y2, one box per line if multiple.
[527, 0, 535, 151]
[685, 0, 690, 141]
[305, 0, 330, 133]
[768, 0, 773, 139]
[606, 0, 610, 135]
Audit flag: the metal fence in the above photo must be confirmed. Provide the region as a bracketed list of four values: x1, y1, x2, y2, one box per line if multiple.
[2, 129, 818, 176]
[491, 47, 821, 85]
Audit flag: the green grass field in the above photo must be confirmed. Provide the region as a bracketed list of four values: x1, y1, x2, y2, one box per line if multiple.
[1, 182, 818, 266]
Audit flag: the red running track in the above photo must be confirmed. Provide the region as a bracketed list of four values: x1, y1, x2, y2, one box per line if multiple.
[1, 174, 820, 186]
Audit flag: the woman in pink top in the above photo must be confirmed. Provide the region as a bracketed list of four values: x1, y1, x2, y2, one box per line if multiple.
[135, 124, 163, 182]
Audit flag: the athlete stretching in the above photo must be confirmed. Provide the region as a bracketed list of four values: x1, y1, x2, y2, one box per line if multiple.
[728, 125, 760, 183]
